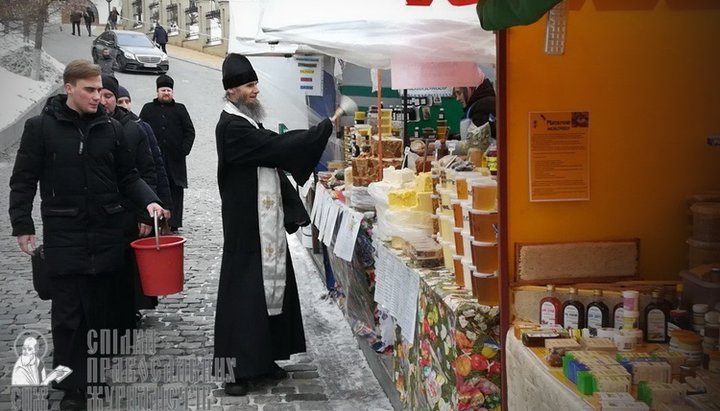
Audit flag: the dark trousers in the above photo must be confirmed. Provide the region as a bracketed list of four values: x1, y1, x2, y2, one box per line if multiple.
[85, 21, 92, 36]
[71, 22, 81, 35]
[168, 176, 184, 229]
[159, 43, 167, 53]
[51, 275, 119, 390]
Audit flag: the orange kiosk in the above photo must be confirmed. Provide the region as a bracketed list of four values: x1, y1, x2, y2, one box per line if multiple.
[497, 1, 720, 409]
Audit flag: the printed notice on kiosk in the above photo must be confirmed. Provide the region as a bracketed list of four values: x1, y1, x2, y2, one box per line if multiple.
[529, 111, 590, 201]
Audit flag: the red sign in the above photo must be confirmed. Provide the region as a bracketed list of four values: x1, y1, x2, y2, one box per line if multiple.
[406, 0, 476, 5]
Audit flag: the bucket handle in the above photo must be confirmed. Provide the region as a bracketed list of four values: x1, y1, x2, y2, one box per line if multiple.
[153, 211, 160, 250]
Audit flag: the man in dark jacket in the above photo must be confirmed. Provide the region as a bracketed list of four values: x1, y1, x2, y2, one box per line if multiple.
[152, 23, 169, 53]
[463, 77, 497, 137]
[8, 60, 167, 409]
[83, 7, 94, 37]
[214, 54, 338, 396]
[116, 85, 173, 215]
[70, 9, 82, 36]
[140, 75, 195, 232]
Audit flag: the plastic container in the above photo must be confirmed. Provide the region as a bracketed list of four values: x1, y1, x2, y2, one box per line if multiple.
[131, 235, 186, 296]
[470, 241, 498, 274]
[669, 330, 704, 367]
[687, 238, 720, 268]
[691, 202, 720, 242]
[470, 179, 497, 211]
[680, 270, 720, 307]
[452, 227, 464, 256]
[472, 272, 499, 306]
[461, 258, 474, 293]
[614, 331, 637, 351]
[460, 201, 472, 232]
[441, 240, 454, 270]
[622, 290, 640, 311]
[623, 310, 640, 330]
[451, 200, 463, 228]
[469, 209, 498, 243]
[461, 230, 473, 261]
[453, 255, 464, 287]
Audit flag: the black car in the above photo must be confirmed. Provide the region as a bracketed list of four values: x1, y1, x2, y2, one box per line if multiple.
[92, 30, 169, 74]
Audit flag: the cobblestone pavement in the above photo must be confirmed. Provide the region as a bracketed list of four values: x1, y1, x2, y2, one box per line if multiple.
[0, 27, 392, 411]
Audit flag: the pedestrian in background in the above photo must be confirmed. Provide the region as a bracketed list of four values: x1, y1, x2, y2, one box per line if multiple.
[83, 6, 94, 37]
[70, 9, 82, 36]
[140, 75, 195, 233]
[108, 7, 119, 30]
[8, 60, 165, 409]
[98, 48, 114, 76]
[152, 23, 169, 53]
[213, 53, 340, 396]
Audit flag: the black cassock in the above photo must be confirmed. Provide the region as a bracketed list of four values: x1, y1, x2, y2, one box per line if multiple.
[214, 111, 333, 379]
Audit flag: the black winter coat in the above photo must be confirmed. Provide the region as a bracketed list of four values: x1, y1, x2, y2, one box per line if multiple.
[139, 99, 195, 187]
[153, 25, 168, 44]
[465, 78, 497, 134]
[133, 114, 173, 209]
[113, 106, 158, 225]
[8, 95, 160, 276]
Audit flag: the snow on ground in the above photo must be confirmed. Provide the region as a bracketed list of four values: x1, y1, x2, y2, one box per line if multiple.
[0, 31, 64, 131]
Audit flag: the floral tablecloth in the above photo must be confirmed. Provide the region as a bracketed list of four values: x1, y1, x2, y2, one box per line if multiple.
[394, 266, 501, 411]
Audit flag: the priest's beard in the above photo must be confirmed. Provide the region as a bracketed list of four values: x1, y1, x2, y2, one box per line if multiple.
[233, 97, 266, 122]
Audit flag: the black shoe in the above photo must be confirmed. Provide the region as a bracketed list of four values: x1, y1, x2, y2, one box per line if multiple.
[266, 363, 289, 380]
[60, 389, 87, 410]
[223, 380, 249, 396]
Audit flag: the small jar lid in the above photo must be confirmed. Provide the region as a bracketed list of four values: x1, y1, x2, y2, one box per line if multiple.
[693, 304, 710, 313]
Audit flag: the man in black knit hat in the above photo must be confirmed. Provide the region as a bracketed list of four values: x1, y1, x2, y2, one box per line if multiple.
[213, 53, 347, 396]
[140, 74, 195, 233]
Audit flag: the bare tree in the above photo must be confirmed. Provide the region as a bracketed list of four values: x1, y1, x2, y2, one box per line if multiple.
[0, 0, 87, 80]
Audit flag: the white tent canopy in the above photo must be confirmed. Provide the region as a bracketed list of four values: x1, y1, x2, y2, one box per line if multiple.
[228, 0, 496, 69]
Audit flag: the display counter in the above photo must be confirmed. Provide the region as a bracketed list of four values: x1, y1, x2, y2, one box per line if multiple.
[307, 182, 502, 411]
[506, 330, 594, 410]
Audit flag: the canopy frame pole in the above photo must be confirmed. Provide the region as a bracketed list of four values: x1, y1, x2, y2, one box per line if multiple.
[377, 70, 383, 181]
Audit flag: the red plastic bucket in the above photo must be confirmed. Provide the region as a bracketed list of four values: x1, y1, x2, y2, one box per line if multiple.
[130, 235, 186, 296]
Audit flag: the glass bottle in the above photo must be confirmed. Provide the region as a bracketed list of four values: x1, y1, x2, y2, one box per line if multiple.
[586, 289, 610, 330]
[485, 142, 498, 176]
[539, 284, 562, 326]
[613, 302, 624, 329]
[562, 287, 585, 330]
[668, 283, 691, 332]
[644, 289, 669, 343]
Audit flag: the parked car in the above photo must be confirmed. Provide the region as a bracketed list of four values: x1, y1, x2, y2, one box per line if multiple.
[92, 30, 169, 74]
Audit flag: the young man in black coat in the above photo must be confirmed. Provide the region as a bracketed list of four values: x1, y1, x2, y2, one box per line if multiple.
[8, 60, 167, 409]
[140, 75, 195, 232]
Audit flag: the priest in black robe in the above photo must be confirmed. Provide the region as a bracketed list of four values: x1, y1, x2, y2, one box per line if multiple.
[214, 53, 343, 396]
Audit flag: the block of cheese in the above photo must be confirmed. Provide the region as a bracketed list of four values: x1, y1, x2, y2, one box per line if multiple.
[384, 167, 415, 188]
[414, 192, 433, 214]
[415, 172, 433, 193]
[388, 189, 418, 210]
[371, 135, 403, 159]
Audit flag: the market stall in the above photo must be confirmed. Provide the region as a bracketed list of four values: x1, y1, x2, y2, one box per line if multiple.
[495, 1, 720, 409]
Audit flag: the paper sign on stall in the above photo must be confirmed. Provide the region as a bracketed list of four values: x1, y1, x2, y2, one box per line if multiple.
[310, 182, 323, 224]
[317, 192, 333, 242]
[529, 111, 590, 202]
[323, 203, 340, 246]
[333, 208, 363, 262]
[374, 245, 420, 342]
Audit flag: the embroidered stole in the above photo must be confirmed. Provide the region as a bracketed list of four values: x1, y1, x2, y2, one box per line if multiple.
[224, 102, 287, 316]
